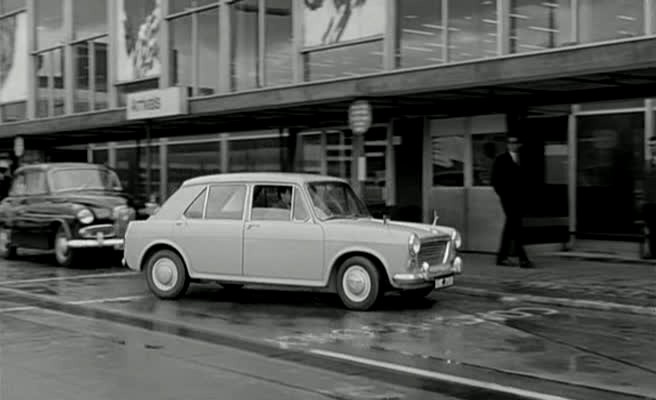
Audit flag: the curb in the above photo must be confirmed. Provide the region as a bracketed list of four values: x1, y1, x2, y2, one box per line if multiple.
[1, 286, 651, 400]
[451, 286, 656, 316]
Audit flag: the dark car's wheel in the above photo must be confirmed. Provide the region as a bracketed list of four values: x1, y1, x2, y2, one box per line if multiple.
[53, 225, 78, 267]
[400, 286, 434, 300]
[0, 227, 17, 260]
[336, 256, 382, 311]
[145, 249, 190, 300]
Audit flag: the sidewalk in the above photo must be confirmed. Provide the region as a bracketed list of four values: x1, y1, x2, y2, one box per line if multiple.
[453, 253, 656, 315]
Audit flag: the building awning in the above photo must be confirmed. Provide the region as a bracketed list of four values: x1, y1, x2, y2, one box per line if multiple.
[4, 37, 656, 148]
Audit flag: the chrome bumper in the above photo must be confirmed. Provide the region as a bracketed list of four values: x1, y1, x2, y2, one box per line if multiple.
[67, 238, 124, 250]
[393, 256, 463, 286]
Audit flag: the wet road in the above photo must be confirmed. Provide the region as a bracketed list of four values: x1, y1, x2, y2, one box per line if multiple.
[1, 255, 655, 400]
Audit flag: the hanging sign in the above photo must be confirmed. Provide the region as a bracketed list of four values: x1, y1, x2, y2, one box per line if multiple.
[349, 100, 372, 135]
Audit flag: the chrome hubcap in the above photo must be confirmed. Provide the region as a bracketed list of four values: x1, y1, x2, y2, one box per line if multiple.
[152, 257, 178, 292]
[342, 265, 371, 303]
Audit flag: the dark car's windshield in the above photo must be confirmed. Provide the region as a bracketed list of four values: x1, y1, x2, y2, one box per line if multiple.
[50, 168, 123, 193]
[307, 181, 371, 221]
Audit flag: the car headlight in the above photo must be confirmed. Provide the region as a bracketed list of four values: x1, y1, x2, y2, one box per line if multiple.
[452, 230, 462, 249]
[408, 233, 421, 256]
[76, 208, 94, 225]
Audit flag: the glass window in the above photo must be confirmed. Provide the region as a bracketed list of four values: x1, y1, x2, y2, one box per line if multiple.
[0, 102, 26, 122]
[293, 188, 310, 221]
[448, 0, 498, 62]
[251, 185, 292, 221]
[510, 0, 573, 53]
[25, 171, 48, 194]
[264, 0, 293, 86]
[231, 0, 259, 91]
[73, 43, 90, 113]
[577, 113, 644, 235]
[36, 48, 65, 118]
[117, 79, 159, 107]
[304, 40, 384, 81]
[296, 134, 321, 174]
[170, 15, 193, 92]
[472, 133, 506, 186]
[169, 0, 217, 14]
[397, 0, 444, 68]
[9, 172, 26, 196]
[578, 0, 643, 44]
[229, 137, 285, 172]
[198, 6, 219, 95]
[73, 0, 107, 39]
[432, 136, 464, 186]
[326, 130, 352, 180]
[0, 0, 25, 15]
[92, 148, 108, 165]
[206, 184, 246, 220]
[35, 0, 64, 49]
[167, 140, 221, 197]
[94, 38, 109, 110]
[184, 187, 206, 219]
[50, 168, 122, 192]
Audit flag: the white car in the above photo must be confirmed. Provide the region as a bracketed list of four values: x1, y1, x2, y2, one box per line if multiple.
[123, 173, 463, 311]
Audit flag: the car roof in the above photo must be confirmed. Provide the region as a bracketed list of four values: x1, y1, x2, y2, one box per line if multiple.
[15, 162, 108, 173]
[183, 172, 348, 187]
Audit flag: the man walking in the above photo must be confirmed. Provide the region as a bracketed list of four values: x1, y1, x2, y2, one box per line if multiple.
[491, 135, 534, 268]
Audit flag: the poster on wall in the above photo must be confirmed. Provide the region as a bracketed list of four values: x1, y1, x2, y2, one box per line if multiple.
[116, 0, 162, 82]
[303, 0, 385, 47]
[0, 12, 28, 103]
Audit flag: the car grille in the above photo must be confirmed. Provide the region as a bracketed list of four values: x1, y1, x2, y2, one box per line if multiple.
[79, 224, 116, 239]
[113, 207, 136, 238]
[418, 238, 449, 267]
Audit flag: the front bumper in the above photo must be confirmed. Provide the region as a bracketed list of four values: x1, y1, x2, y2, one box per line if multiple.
[393, 256, 462, 287]
[67, 238, 124, 250]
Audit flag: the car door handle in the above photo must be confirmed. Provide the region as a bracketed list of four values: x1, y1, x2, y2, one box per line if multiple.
[246, 223, 260, 230]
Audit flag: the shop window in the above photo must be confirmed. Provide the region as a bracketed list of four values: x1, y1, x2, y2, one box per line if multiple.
[198, 7, 219, 95]
[167, 140, 221, 197]
[578, 0, 644, 44]
[432, 136, 464, 187]
[170, 14, 193, 92]
[304, 40, 384, 82]
[73, 43, 90, 113]
[116, 143, 160, 200]
[73, 0, 107, 40]
[296, 134, 321, 174]
[448, 0, 498, 62]
[510, 0, 573, 53]
[229, 136, 285, 172]
[397, 0, 444, 68]
[325, 130, 352, 180]
[0, 102, 26, 123]
[264, 0, 293, 86]
[92, 148, 108, 165]
[35, 0, 64, 50]
[35, 48, 65, 118]
[0, 0, 25, 14]
[472, 133, 506, 186]
[231, 0, 259, 91]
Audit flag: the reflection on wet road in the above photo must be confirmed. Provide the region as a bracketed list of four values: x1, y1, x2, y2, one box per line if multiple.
[1, 256, 655, 400]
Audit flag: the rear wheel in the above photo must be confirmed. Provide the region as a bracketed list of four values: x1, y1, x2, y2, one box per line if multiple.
[336, 256, 382, 311]
[145, 249, 190, 300]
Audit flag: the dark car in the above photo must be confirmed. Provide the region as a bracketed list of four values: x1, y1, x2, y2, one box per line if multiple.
[0, 163, 139, 267]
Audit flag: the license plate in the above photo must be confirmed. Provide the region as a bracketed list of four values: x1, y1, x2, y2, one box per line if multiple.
[435, 276, 454, 289]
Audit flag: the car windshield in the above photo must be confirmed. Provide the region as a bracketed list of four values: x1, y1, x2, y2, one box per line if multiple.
[307, 181, 371, 221]
[50, 168, 123, 192]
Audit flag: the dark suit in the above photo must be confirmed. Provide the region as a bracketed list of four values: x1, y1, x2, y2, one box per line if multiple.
[491, 151, 529, 264]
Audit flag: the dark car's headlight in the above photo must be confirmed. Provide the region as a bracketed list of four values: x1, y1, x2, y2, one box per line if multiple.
[76, 208, 94, 224]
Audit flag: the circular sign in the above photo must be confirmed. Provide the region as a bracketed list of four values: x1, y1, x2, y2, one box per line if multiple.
[13, 136, 24, 158]
[349, 100, 372, 135]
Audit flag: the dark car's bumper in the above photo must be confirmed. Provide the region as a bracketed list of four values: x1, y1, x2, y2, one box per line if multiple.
[67, 237, 124, 250]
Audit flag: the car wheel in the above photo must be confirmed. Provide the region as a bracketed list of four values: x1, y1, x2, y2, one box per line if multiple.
[0, 227, 17, 260]
[336, 256, 382, 311]
[145, 249, 190, 300]
[53, 225, 77, 267]
[400, 286, 434, 299]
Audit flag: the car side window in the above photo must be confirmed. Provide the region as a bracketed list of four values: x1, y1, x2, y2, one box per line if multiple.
[205, 185, 246, 220]
[9, 173, 26, 196]
[251, 185, 292, 221]
[184, 188, 207, 219]
[292, 188, 310, 222]
[25, 171, 48, 195]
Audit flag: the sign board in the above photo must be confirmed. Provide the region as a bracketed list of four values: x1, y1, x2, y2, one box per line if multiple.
[14, 136, 24, 157]
[349, 100, 372, 135]
[126, 87, 188, 120]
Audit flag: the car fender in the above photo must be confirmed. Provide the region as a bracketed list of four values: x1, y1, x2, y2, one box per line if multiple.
[326, 245, 393, 286]
[137, 239, 193, 273]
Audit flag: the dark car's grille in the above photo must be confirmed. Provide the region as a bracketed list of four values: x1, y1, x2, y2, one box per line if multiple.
[113, 207, 136, 238]
[79, 224, 116, 238]
[418, 239, 449, 266]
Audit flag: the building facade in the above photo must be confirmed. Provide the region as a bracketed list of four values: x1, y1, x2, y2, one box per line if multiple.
[2, 0, 656, 253]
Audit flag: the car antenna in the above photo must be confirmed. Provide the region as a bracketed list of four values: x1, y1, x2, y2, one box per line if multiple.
[432, 210, 439, 226]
